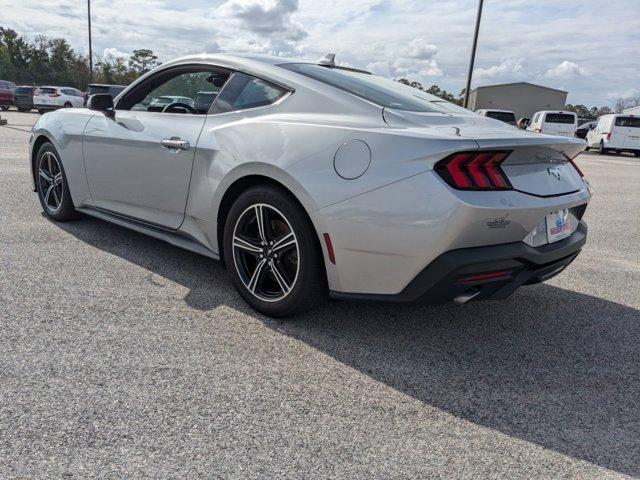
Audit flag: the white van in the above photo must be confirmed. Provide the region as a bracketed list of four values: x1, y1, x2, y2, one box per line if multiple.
[476, 109, 517, 126]
[527, 111, 577, 137]
[586, 114, 640, 157]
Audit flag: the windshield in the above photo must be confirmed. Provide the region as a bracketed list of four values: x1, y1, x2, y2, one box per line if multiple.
[15, 87, 34, 94]
[280, 63, 467, 114]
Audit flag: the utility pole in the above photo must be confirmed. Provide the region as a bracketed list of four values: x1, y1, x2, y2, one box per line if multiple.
[87, 0, 93, 83]
[463, 0, 484, 109]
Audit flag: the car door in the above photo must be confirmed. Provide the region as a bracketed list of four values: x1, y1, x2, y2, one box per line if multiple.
[82, 65, 224, 228]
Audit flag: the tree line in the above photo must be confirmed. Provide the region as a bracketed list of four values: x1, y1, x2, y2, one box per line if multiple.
[0, 27, 159, 89]
[397, 77, 638, 118]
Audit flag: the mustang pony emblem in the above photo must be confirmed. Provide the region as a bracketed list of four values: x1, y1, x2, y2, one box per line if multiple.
[548, 167, 563, 181]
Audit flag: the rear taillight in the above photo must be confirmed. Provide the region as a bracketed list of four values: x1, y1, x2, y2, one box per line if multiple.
[435, 151, 512, 190]
[604, 132, 611, 141]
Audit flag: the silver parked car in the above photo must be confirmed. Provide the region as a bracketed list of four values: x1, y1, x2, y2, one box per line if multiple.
[28, 53, 591, 317]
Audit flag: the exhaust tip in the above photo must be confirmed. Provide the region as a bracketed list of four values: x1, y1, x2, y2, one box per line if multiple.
[453, 288, 481, 305]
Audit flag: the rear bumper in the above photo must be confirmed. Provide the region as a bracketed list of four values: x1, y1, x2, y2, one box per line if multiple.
[34, 104, 60, 111]
[330, 220, 587, 304]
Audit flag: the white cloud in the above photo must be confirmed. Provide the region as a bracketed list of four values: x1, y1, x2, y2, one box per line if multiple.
[102, 47, 129, 60]
[216, 0, 307, 45]
[474, 58, 524, 81]
[544, 60, 587, 79]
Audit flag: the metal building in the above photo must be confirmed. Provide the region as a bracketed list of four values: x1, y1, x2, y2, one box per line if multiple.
[467, 82, 568, 119]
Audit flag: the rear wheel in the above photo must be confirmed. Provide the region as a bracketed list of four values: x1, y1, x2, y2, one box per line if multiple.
[635, 151, 640, 158]
[598, 141, 607, 155]
[63, 102, 72, 108]
[223, 185, 326, 317]
[0, 105, 8, 111]
[36, 143, 77, 221]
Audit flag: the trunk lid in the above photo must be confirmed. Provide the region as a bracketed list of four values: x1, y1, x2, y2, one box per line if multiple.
[384, 108, 586, 196]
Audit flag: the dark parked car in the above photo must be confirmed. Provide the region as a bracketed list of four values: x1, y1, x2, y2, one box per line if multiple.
[84, 84, 127, 106]
[575, 121, 595, 139]
[14, 86, 37, 112]
[0, 80, 16, 110]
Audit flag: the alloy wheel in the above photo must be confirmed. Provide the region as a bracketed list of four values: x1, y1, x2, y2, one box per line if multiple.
[232, 203, 300, 302]
[38, 151, 64, 212]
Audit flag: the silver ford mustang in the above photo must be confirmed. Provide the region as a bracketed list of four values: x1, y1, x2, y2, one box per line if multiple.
[29, 53, 591, 317]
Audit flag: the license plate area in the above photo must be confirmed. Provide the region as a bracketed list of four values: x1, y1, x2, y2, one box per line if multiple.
[546, 209, 572, 243]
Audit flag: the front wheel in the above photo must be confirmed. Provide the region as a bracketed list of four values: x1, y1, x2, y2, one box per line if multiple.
[223, 185, 326, 318]
[0, 105, 9, 111]
[35, 143, 77, 221]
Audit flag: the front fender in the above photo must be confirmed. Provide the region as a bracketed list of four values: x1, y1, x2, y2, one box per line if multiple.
[29, 110, 96, 206]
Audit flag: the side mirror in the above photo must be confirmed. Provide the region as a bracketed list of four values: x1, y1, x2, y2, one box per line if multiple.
[87, 93, 114, 117]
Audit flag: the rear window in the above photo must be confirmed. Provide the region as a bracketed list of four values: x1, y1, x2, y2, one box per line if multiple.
[281, 63, 464, 113]
[212, 72, 287, 114]
[88, 85, 110, 95]
[545, 113, 575, 124]
[614, 116, 640, 128]
[485, 111, 516, 123]
[36, 88, 57, 94]
[15, 87, 34, 94]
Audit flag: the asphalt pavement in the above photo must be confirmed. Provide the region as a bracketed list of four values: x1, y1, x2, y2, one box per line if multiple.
[1, 110, 638, 479]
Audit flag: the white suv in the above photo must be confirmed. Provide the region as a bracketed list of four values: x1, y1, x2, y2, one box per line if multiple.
[33, 86, 84, 113]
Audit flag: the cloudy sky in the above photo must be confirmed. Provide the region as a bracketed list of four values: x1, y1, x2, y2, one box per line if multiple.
[3, 0, 639, 106]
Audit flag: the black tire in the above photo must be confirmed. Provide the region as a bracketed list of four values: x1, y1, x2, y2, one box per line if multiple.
[598, 141, 607, 155]
[17, 107, 26, 112]
[635, 151, 640, 158]
[0, 105, 9, 111]
[63, 102, 72, 108]
[223, 185, 327, 318]
[37, 109, 44, 114]
[35, 142, 77, 221]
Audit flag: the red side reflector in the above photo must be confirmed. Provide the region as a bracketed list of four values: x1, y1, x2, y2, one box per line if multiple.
[435, 150, 512, 190]
[457, 270, 510, 283]
[323, 233, 336, 264]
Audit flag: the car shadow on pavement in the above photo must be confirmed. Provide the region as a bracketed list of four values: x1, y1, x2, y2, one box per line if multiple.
[55, 214, 640, 477]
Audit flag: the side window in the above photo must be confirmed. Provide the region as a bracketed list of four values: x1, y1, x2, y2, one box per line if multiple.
[211, 72, 288, 114]
[118, 68, 230, 114]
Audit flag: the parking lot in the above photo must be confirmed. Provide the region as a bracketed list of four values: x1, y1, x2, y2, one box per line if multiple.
[1, 110, 638, 479]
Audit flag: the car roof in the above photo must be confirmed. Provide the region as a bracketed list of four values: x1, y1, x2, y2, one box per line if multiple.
[482, 109, 514, 113]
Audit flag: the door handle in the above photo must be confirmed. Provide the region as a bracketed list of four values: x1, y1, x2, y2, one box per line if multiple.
[161, 137, 190, 151]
